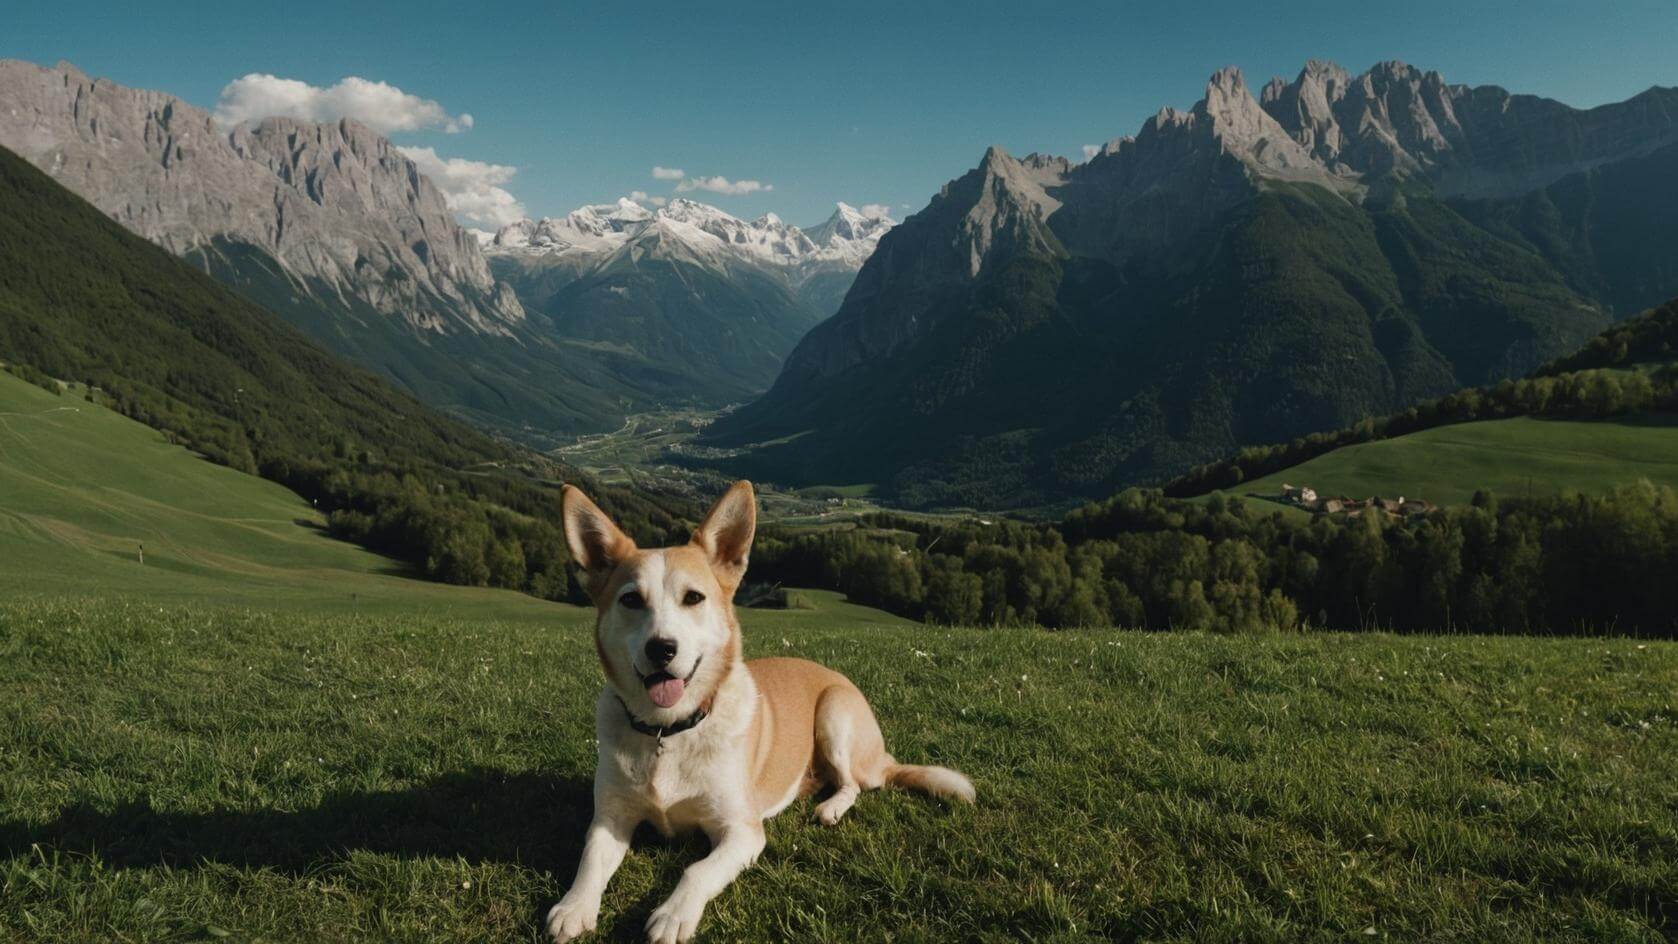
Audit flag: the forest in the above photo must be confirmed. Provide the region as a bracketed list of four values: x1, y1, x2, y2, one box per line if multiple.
[749, 300, 1678, 635]
[750, 483, 1678, 635]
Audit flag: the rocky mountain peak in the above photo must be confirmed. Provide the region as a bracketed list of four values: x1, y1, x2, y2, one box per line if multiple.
[0, 58, 522, 336]
[804, 202, 896, 264]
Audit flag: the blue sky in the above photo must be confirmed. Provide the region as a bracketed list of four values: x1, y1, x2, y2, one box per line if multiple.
[8, 0, 1677, 229]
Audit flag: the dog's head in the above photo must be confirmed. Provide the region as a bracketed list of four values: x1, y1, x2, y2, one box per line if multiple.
[561, 480, 756, 721]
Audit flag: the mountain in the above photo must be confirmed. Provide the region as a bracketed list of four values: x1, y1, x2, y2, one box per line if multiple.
[484, 198, 895, 405]
[704, 61, 1678, 508]
[487, 198, 895, 313]
[0, 60, 524, 334]
[0, 60, 703, 436]
[0, 138, 503, 473]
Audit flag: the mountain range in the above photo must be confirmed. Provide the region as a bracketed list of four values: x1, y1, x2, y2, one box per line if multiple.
[703, 60, 1678, 507]
[0, 60, 889, 438]
[481, 198, 894, 406]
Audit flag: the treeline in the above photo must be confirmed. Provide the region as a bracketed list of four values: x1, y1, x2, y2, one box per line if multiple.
[1, 361, 61, 395]
[89, 370, 685, 604]
[1166, 299, 1678, 498]
[264, 458, 679, 602]
[1540, 297, 1678, 375]
[753, 483, 1678, 635]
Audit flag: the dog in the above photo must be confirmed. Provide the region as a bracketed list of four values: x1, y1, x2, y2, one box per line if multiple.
[546, 480, 975, 944]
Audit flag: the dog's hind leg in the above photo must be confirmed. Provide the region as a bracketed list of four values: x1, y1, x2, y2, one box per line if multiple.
[812, 684, 889, 825]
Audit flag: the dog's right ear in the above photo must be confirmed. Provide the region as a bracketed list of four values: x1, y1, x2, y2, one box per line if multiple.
[562, 485, 635, 592]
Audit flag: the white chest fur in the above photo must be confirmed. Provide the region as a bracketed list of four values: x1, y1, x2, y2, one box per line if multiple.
[593, 673, 760, 835]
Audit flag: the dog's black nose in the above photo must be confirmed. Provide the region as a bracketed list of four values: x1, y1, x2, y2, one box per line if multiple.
[645, 637, 678, 668]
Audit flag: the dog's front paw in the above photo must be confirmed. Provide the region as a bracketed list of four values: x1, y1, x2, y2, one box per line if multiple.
[644, 892, 704, 944]
[546, 895, 600, 943]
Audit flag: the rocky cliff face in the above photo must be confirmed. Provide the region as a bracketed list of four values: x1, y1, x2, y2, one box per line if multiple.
[1259, 59, 1678, 196]
[0, 59, 523, 336]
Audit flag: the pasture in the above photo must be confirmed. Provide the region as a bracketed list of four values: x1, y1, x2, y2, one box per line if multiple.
[1231, 413, 1678, 509]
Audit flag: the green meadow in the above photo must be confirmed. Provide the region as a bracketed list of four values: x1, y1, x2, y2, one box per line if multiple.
[2, 371, 1676, 942]
[1230, 413, 1678, 508]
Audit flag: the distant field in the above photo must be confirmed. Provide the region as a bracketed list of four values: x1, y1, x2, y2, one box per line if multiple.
[1229, 413, 1678, 508]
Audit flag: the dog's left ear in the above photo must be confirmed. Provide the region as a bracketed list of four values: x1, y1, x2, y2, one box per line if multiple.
[691, 480, 756, 592]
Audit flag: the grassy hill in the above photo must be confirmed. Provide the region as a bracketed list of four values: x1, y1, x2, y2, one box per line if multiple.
[1230, 413, 1678, 508]
[0, 370, 890, 626]
[0, 369, 542, 620]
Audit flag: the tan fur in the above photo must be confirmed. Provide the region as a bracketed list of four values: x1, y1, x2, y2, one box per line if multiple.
[546, 481, 974, 944]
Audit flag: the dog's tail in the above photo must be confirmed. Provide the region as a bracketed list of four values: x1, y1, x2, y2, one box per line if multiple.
[883, 760, 976, 805]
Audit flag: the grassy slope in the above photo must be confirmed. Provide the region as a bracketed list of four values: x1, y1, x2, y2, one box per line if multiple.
[0, 370, 893, 627]
[0, 370, 538, 621]
[3, 373, 1676, 941]
[1229, 413, 1678, 507]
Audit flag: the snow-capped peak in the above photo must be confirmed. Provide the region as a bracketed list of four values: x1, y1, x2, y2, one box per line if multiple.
[806, 202, 896, 263]
[485, 196, 894, 272]
[489, 198, 651, 254]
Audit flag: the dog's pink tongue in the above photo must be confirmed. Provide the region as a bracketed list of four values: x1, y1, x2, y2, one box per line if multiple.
[647, 677, 686, 708]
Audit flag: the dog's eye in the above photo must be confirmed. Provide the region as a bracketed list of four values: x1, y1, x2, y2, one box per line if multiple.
[618, 591, 645, 610]
[682, 590, 706, 607]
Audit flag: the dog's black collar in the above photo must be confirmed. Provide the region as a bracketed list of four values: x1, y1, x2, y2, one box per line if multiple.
[615, 695, 709, 738]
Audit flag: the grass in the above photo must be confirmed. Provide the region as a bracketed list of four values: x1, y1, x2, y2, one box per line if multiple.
[1229, 413, 1678, 508]
[3, 370, 1677, 941]
[2, 602, 1674, 942]
[0, 369, 558, 621]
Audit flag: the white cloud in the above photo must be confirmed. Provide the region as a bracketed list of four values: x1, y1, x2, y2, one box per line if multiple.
[627, 190, 669, 207]
[396, 146, 525, 227]
[651, 166, 686, 180]
[675, 175, 773, 196]
[215, 74, 473, 135]
[629, 190, 650, 202]
[1082, 144, 1101, 162]
[648, 196, 668, 207]
[858, 203, 893, 219]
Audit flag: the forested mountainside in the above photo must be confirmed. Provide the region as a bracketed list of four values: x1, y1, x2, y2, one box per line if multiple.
[706, 62, 1678, 509]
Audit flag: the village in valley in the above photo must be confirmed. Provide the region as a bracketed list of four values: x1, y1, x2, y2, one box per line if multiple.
[1275, 484, 1437, 519]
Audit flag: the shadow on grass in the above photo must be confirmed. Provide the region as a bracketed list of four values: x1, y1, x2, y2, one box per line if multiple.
[0, 767, 595, 876]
